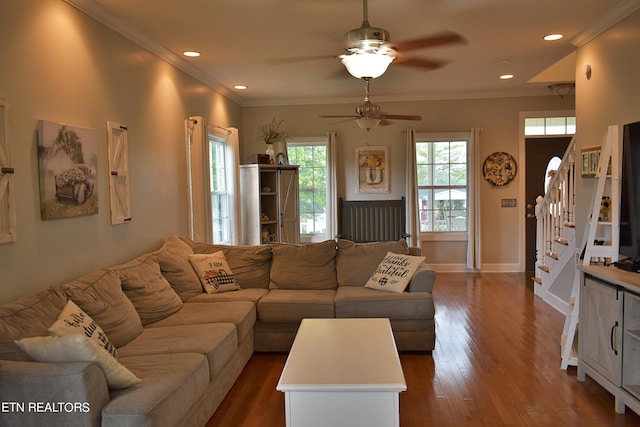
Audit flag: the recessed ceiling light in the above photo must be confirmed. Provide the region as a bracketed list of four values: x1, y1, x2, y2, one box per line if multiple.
[543, 34, 564, 41]
[183, 51, 201, 57]
[499, 74, 514, 80]
[234, 85, 248, 90]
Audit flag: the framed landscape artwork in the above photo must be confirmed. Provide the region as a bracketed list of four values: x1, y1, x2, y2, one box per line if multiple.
[38, 120, 98, 220]
[355, 145, 389, 193]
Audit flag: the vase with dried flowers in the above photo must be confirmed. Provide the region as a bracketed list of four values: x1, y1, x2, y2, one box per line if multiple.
[257, 118, 287, 163]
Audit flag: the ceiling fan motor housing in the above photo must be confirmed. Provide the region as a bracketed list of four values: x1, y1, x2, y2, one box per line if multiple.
[344, 25, 391, 51]
[356, 101, 381, 116]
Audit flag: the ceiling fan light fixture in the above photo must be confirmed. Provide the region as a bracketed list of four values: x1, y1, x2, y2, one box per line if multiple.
[355, 116, 381, 130]
[341, 52, 393, 79]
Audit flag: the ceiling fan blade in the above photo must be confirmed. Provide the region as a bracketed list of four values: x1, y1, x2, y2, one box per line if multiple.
[392, 53, 446, 70]
[265, 54, 337, 66]
[390, 31, 466, 52]
[379, 113, 422, 121]
[319, 115, 360, 119]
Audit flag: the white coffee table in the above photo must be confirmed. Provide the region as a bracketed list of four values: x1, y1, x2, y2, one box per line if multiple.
[276, 318, 406, 427]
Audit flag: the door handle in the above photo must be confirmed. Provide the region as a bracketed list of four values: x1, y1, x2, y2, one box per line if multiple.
[610, 321, 619, 355]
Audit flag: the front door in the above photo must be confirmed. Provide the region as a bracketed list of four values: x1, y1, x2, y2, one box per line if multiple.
[525, 137, 572, 273]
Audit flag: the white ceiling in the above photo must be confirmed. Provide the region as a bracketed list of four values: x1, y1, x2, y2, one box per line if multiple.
[67, 0, 629, 106]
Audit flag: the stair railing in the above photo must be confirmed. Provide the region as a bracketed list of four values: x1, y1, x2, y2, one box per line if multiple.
[534, 136, 576, 283]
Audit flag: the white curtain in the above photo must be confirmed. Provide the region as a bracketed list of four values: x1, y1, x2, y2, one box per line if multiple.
[327, 132, 339, 239]
[185, 117, 240, 245]
[467, 127, 482, 270]
[226, 128, 241, 245]
[186, 117, 206, 242]
[405, 128, 421, 248]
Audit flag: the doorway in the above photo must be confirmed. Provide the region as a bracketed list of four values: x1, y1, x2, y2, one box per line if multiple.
[525, 137, 572, 274]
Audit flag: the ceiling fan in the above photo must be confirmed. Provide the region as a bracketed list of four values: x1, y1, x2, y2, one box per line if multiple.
[319, 77, 421, 130]
[266, 0, 465, 79]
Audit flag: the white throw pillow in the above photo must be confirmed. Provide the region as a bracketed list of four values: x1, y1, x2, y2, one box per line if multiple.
[49, 299, 118, 359]
[188, 251, 241, 294]
[15, 334, 141, 389]
[365, 252, 426, 293]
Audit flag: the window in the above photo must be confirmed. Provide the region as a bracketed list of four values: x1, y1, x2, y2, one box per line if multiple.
[209, 134, 231, 244]
[525, 116, 576, 136]
[416, 134, 469, 232]
[287, 137, 328, 242]
[186, 117, 239, 245]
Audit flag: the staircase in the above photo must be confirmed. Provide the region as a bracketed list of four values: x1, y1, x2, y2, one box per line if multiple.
[532, 136, 578, 368]
[533, 126, 621, 370]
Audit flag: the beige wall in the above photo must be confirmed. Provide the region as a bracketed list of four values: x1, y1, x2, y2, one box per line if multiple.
[0, 0, 242, 304]
[574, 9, 640, 242]
[0, 0, 585, 305]
[242, 96, 574, 270]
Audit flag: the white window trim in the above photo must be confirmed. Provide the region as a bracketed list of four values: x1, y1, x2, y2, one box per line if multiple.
[287, 136, 332, 243]
[415, 131, 470, 241]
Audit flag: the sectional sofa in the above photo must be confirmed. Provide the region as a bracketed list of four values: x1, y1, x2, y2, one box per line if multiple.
[0, 236, 436, 427]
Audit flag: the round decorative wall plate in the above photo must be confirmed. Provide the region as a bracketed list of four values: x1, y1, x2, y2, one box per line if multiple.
[483, 152, 517, 186]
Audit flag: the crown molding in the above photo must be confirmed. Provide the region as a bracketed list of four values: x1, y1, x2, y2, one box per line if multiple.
[63, 0, 245, 105]
[570, 0, 640, 47]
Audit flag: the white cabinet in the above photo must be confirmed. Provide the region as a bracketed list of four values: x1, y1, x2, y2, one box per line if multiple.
[623, 292, 640, 400]
[578, 265, 640, 415]
[240, 165, 299, 245]
[581, 276, 622, 384]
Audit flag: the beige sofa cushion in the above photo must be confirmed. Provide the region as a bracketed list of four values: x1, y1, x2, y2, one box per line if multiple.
[105, 353, 209, 427]
[257, 289, 336, 323]
[183, 239, 272, 289]
[336, 239, 409, 286]
[0, 287, 69, 360]
[145, 301, 256, 345]
[115, 254, 183, 326]
[61, 269, 143, 348]
[269, 240, 337, 290]
[118, 323, 238, 380]
[334, 286, 434, 320]
[154, 236, 203, 302]
[187, 288, 269, 304]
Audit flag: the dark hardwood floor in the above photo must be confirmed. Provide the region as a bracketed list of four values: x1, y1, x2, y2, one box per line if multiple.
[207, 272, 640, 426]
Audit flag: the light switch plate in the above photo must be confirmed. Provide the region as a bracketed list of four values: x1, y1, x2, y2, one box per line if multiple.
[501, 198, 517, 207]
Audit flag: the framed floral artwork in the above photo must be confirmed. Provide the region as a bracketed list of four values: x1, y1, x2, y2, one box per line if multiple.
[355, 145, 389, 193]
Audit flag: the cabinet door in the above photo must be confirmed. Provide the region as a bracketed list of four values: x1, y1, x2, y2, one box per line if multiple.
[623, 291, 640, 399]
[278, 168, 299, 244]
[582, 277, 622, 385]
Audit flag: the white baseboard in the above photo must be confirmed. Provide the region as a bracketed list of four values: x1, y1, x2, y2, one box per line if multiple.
[430, 263, 522, 272]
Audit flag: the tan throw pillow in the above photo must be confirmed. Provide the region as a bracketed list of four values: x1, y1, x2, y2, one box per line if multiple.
[60, 269, 142, 348]
[49, 299, 118, 358]
[116, 254, 183, 326]
[269, 240, 337, 290]
[15, 335, 140, 389]
[188, 252, 241, 294]
[365, 252, 426, 293]
[154, 236, 203, 301]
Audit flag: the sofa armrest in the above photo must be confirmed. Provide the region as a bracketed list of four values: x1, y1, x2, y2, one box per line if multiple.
[0, 360, 109, 427]
[407, 263, 436, 293]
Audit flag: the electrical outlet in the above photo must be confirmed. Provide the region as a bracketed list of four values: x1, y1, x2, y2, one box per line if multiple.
[501, 198, 517, 207]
